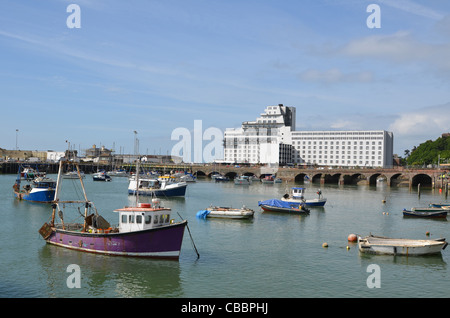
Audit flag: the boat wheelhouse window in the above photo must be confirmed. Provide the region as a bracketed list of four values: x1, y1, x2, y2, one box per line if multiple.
[145, 215, 151, 224]
[136, 215, 142, 224]
[154, 215, 158, 224]
[129, 215, 135, 223]
[121, 215, 127, 223]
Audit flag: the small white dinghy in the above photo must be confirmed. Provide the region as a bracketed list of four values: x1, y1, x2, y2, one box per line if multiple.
[358, 235, 447, 256]
[197, 206, 255, 219]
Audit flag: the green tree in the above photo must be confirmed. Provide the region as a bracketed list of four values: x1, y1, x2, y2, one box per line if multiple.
[406, 136, 450, 166]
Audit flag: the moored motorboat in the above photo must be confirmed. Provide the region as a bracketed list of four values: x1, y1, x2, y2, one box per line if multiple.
[128, 175, 187, 197]
[197, 206, 255, 219]
[38, 161, 188, 259]
[258, 199, 310, 214]
[20, 166, 46, 180]
[180, 172, 196, 182]
[234, 175, 251, 185]
[358, 235, 447, 256]
[93, 171, 111, 181]
[214, 175, 229, 182]
[429, 203, 450, 209]
[403, 208, 447, 218]
[63, 170, 85, 179]
[261, 175, 275, 184]
[281, 187, 326, 207]
[107, 169, 128, 177]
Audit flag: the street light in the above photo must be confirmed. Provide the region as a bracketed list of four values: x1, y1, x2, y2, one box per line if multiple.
[133, 130, 139, 156]
[15, 129, 19, 150]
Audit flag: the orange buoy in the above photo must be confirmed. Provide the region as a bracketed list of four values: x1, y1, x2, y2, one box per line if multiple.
[347, 234, 357, 242]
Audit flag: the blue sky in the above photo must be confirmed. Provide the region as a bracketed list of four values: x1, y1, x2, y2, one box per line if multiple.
[1, 0, 450, 160]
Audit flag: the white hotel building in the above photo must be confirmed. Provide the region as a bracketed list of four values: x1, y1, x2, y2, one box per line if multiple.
[223, 104, 394, 168]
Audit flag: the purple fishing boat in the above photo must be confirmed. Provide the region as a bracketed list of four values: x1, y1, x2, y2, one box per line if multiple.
[39, 161, 189, 259]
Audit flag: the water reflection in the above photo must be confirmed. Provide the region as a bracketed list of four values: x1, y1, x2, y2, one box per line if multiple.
[38, 244, 183, 297]
[359, 251, 447, 269]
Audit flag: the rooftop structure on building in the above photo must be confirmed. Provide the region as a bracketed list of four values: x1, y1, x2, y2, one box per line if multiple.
[224, 104, 295, 165]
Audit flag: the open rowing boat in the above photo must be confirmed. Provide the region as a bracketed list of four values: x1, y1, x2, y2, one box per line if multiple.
[358, 235, 447, 256]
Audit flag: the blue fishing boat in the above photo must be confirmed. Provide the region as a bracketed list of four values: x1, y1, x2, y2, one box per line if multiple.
[13, 176, 56, 203]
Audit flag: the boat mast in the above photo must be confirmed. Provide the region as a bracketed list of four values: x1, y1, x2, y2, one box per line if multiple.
[135, 158, 140, 205]
[51, 160, 64, 226]
[74, 162, 91, 231]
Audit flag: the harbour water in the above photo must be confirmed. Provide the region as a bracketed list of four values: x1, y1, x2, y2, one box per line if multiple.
[0, 173, 449, 298]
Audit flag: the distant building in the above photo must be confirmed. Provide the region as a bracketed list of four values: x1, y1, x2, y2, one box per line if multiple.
[47, 151, 65, 162]
[291, 130, 394, 168]
[223, 105, 394, 168]
[85, 145, 113, 163]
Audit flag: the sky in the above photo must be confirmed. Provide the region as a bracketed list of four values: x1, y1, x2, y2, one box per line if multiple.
[1, 0, 450, 161]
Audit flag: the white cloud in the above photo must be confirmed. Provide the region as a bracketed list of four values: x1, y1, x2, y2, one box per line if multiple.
[389, 103, 450, 137]
[339, 31, 450, 72]
[298, 68, 374, 83]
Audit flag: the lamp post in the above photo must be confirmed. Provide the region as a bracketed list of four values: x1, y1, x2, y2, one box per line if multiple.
[15, 129, 19, 150]
[134, 130, 139, 157]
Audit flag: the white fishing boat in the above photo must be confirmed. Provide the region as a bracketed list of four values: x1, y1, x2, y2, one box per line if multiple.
[128, 175, 187, 197]
[358, 235, 447, 256]
[234, 175, 251, 185]
[107, 169, 128, 177]
[180, 173, 196, 182]
[197, 206, 255, 219]
[281, 187, 326, 207]
[63, 171, 85, 179]
[93, 171, 111, 181]
[261, 175, 275, 184]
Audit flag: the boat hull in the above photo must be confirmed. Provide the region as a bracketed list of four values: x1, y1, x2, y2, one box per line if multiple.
[14, 188, 55, 203]
[403, 209, 447, 218]
[281, 198, 327, 207]
[93, 176, 111, 181]
[128, 184, 187, 197]
[358, 236, 447, 256]
[259, 204, 309, 214]
[42, 221, 187, 259]
[197, 208, 254, 219]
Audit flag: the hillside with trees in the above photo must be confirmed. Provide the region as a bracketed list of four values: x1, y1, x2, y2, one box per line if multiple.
[406, 134, 450, 166]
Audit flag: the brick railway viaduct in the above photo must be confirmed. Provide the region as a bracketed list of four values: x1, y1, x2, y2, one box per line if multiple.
[190, 165, 449, 188]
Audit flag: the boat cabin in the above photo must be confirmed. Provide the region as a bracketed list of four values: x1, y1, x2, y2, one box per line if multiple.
[32, 177, 57, 189]
[114, 200, 172, 233]
[290, 187, 305, 199]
